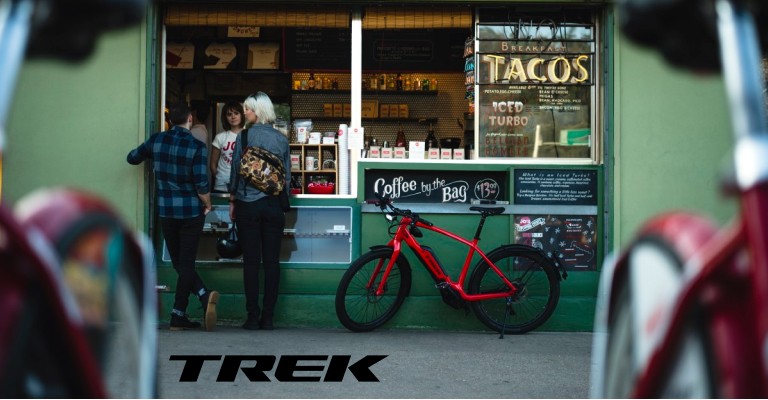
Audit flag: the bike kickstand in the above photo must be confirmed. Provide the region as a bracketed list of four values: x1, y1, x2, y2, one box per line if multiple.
[499, 304, 512, 340]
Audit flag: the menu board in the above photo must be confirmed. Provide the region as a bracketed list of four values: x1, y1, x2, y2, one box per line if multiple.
[285, 28, 465, 71]
[514, 169, 597, 206]
[364, 169, 507, 204]
[362, 29, 465, 71]
[285, 28, 352, 70]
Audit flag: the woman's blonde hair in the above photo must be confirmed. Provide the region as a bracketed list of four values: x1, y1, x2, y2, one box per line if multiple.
[243, 92, 276, 125]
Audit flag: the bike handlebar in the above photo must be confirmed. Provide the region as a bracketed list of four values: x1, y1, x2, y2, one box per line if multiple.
[367, 194, 433, 227]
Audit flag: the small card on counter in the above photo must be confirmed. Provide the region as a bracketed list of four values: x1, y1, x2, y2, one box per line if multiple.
[381, 147, 393, 158]
[427, 148, 440, 159]
[409, 141, 425, 159]
[348, 127, 364, 150]
[393, 147, 406, 159]
[453, 148, 465, 159]
[440, 149, 453, 159]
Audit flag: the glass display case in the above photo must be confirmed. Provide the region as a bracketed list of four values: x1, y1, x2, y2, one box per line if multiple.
[161, 205, 352, 264]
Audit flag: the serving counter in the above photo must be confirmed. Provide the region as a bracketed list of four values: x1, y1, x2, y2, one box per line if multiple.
[155, 160, 604, 331]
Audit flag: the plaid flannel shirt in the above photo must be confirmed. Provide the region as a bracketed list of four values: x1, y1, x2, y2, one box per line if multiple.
[127, 126, 210, 218]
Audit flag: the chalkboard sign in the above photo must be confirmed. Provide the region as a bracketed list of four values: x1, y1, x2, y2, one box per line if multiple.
[285, 28, 352, 70]
[514, 169, 597, 206]
[364, 169, 507, 204]
[362, 29, 465, 71]
[285, 28, 466, 71]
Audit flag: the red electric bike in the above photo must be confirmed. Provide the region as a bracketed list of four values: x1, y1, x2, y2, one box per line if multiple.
[591, 0, 768, 397]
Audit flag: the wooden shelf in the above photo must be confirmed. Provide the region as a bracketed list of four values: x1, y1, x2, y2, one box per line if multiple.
[291, 90, 438, 96]
[289, 143, 338, 195]
[296, 117, 438, 123]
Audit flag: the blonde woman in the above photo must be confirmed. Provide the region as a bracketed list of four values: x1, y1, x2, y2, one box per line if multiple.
[228, 92, 290, 330]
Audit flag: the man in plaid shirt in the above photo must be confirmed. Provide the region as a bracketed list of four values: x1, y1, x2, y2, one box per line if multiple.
[127, 102, 219, 331]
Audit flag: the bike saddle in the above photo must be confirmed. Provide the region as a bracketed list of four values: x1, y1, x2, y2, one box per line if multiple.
[469, 206, 505, 216]
[619, 0, 768, 73]
[26, 0, 147, 61]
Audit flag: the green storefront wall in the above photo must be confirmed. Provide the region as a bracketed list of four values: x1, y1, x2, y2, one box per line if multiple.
[3, 2, 737, 331]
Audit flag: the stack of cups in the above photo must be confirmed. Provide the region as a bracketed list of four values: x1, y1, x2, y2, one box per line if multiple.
[338, 124, 349, 195]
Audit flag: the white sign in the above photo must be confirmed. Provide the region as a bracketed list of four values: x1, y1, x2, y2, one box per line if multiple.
[348, 127, 364, 150]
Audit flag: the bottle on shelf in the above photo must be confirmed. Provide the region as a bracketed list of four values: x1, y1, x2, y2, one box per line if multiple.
[395, 124, 407, 148]
[387, 74, 395, 90]
[332, 78, 339, 90]
[405, 75, 412, 91]
[308, 72, 316, 90]
[379, 73, 387, 91]
[323, 77, 331, 90]
[425, 123, 438, 151]
[396, 74, 403, 91]
[431, 78, 438, 91]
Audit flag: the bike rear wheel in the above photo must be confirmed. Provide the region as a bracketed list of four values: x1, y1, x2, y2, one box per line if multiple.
[468, 246, 560, 334]
[335, 248, 411, 332]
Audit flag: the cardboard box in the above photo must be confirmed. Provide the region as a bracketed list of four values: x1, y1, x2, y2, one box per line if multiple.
[381, 147, 393, 158]
[166, 42, 194, 69]
[361, 100, 379, 118]
[333, 104, 343, 117]
[343, 103, 351, 118]
[323, 104, 334, 117]
[440, 148, 453, 159]
[427, 148, 440, 159]
[398, 104, 409, 118]
[393, 147, 407, 159]
[453, 148, 465, 159]
[369, 146, 381, 158]
[379, 104, 390, 118]
[247, 43, 279, 70]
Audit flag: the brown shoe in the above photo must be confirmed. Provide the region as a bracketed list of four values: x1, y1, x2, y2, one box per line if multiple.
[204, 291, 219, 331]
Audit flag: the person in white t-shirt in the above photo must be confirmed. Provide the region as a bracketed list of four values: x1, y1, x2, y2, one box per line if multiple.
[210, 101, 244, 192]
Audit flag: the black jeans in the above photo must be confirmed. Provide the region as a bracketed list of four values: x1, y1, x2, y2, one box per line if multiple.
[234, 196, 285, 321]
[161, 214, 207, 314]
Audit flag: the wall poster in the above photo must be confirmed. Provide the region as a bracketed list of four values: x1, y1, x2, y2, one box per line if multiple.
[475, 21, 595, 159]
[514, 214, 597, 271]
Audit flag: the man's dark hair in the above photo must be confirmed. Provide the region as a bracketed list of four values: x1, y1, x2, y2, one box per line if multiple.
[169, 102, 191, 126]
[190, 100, 210, 123]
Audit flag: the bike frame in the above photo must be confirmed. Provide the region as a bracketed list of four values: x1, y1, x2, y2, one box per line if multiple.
[369, 213, 518, 302]
[593, 0, 768, 397]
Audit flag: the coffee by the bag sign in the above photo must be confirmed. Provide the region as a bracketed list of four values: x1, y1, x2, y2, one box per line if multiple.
[364, 169, 507, 204]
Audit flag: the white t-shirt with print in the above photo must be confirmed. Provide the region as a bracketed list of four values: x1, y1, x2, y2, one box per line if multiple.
[211, 130, 239, 191]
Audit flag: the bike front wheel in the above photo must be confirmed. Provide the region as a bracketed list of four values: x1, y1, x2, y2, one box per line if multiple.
[335, 248, 412, 332]
[468, 246, 560, 334]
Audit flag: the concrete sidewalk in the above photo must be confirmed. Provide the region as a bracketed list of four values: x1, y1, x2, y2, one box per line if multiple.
[157, 326, 592, 399]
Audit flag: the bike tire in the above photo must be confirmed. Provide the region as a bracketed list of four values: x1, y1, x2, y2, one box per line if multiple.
[468, 246, 560, 334]
[601, 237, 715, 398]
[335, 248, 411, 332]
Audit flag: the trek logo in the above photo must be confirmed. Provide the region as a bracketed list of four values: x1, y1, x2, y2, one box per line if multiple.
[170, 355, 388, 382]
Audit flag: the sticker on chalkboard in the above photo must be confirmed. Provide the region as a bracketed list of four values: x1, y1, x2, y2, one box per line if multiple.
[514, 214, 597, 271]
